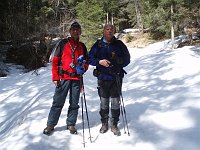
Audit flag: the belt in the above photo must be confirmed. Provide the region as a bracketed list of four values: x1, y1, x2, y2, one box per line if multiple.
[61, 70, 80, 77]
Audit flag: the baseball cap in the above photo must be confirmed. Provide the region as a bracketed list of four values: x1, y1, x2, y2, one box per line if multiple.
[70, 21, 81, 30]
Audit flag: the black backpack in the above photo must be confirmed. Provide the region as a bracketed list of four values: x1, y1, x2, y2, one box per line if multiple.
[49, 38, 87, 62]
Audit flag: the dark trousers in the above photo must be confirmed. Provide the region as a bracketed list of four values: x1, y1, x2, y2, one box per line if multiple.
[47, 80, 81, 127]
[98, 79, 122, 124]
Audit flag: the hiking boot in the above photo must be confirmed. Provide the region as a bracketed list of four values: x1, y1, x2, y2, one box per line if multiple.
[111, 124, 121, 136]
[43, 126, 54, 136]
[67, 125, 77, 134]
[99, 123, 108, 133]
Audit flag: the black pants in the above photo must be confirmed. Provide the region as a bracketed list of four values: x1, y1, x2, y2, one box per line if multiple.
[98, 79, 122, 124]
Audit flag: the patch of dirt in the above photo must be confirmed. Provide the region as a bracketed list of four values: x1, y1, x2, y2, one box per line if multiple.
[119, 32, 157, 48]
[118, 31, 200, 48]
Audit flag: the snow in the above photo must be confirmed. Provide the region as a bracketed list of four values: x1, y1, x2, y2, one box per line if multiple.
[1, 39, 200, 150]
[122, 28, 141, 33]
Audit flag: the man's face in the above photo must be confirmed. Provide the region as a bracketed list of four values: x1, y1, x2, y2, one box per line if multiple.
[70, 27, 81, 40]
[103, 25, 115, 42]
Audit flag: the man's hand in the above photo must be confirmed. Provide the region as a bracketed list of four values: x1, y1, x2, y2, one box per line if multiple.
[99, 59, 111, 67]
[53, 80, 60, 87]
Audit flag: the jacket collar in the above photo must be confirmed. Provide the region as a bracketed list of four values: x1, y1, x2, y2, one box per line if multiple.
[102, 36, 116, 44]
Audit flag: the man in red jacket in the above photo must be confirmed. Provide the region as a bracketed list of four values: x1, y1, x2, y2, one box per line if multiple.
[43, 21, 89, 135]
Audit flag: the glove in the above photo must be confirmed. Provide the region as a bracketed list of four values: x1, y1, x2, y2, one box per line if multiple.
[76, 55, 86, 75]
[76, 65, 85, 75]
[77, 55, 86, 66]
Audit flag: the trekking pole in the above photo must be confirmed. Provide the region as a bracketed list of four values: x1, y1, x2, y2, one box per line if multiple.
[81, 77, 92, 142]
[116, 76, 126, 134]
[116, 74, 130, 136]
[120, 100, 126, 134]
[80, 85, 86, 147]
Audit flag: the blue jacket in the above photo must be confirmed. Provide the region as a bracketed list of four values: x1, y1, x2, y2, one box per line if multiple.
[89, 36, 130, 80]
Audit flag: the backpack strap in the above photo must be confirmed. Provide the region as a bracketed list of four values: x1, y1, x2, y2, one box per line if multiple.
[49, 38, 68, 62]
[79, 42, 88, 59]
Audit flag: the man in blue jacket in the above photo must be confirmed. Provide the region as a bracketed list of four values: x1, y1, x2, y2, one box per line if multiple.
[88, 24, 130, 136]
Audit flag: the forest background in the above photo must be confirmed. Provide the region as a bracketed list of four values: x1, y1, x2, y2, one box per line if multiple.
[0, 0, 200, 75]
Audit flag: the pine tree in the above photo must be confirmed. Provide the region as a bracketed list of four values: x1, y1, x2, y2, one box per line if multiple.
[76, 0, 104, 48]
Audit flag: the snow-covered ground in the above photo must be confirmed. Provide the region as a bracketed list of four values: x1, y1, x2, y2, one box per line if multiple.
[0, 40, 200, 150]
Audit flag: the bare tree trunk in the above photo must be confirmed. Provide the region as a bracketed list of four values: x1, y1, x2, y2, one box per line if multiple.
[56, 0, 60, 18]
[134, 0, 143, 32]
[171, 4, 175, 49]
[106, 12, 109, 24]
[26, 0, 31, 35]
[111, 13, 114, 25]
[198, 6, 200, 24]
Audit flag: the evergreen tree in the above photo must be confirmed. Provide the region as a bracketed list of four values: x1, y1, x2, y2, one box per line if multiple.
[76, 0, 104, 48]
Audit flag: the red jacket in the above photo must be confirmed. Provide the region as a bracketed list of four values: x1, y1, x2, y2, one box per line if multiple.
[51, 37, 89, 81]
